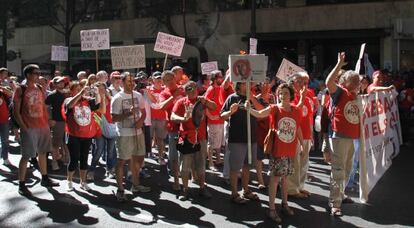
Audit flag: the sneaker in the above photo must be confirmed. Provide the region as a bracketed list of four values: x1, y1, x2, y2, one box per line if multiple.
[67, 181, 74, 192]
[116, 189, 128, 202]
[198, 188, 212, 199]
[2, 159, 10, 166]
[87, 172, 94, 181]
[140, 170, 151, 179]
[131, 185, 151, 193]
[106, 169, 116, 179]
[51, 160, 60, 171]
[41, 177, 60, 187]
[18, 185, 32, 196]
[80, 182, 91, 191]
[209, 165, 218, 172]
[179, 190, 189, 201]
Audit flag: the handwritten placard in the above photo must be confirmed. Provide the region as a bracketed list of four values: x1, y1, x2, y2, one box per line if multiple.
[51, 45, 68, 61]
[154, 32, 185, 56]
[80, 29, 110, 51]
[201, 61, 218, 75]
[111, 45, 146, 70]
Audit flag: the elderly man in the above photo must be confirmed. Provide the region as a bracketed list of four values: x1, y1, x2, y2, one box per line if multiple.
[325, 52, 361, 216]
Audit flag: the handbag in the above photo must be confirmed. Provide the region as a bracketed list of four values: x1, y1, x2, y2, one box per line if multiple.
[263, 106, 277, 155]
[176, 137, 201, 155]
[94, 114, 118, 139]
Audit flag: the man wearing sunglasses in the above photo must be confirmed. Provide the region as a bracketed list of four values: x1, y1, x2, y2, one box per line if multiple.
[14, 64, 59, 196]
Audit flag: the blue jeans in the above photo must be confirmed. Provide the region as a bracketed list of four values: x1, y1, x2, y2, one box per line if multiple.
[347, 139, 360, 188]
[89, 136, 116, 171]
[0, 122, 9, 160]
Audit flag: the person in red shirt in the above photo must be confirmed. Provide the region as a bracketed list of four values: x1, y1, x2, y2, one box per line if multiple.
[367, 70, 394, 94]
[171, 81, 216, 200]
[63, 81, 101, 191]
[159, 70, 186, 191]
[204, 70, 233, 170]
[286, 72, 313, 199]
[14, 64, 59, 196]
[248, 83, 304, 223]
[147, 71, 168, 165]
[0, 68, 12, 165]
[326, 52, 361, 216]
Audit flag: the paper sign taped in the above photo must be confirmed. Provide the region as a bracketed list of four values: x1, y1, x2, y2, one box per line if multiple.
[51, 45, 68, 62]
[275, 58, 306, 82]
[249, 38, 258, 55]
[111, 45, 146, 70]
[154, 32, 185, 57]
[201, 61, 218, 75]
[229, 54, 266, 82]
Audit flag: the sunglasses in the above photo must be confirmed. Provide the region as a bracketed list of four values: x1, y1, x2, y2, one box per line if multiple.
[32, 71, 41, 75]
[185, 86, 196, 92]
[113, 77, 121, 80]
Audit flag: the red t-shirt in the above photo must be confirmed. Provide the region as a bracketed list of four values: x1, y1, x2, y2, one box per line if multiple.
[292, 94, 313, 140]
[204, 85, 225, 125]
[63, 98, 98, 138]
[159, 87, 185, 132]
[172, 97, 207, 144]
[0, 92, 10, 124]
[149, 86, 167, 120]
[269, 104, 302, 158]
[400, 88, 414, 109]
[331, 87, 360, 139]
[14, 85, 48, 128]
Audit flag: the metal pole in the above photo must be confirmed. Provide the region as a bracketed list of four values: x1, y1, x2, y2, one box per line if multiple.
[246, 80, 252, 164]
[163, 54, 168, 71]
[96, 50, 99, 72]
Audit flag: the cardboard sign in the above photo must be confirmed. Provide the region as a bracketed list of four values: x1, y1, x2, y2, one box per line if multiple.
[201, 61, 218, 75]
[80, 29, 110, 51]
[275, 58, 306, 82]
[154, 32, 185, 56]
[51, 45, 68, 62]
[249, 38, 258, 55]
[228, 54, 266, 82]
[111, 45, 146, 70]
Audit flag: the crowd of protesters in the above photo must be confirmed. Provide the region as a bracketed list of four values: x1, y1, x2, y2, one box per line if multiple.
[0, 52, 413, 223]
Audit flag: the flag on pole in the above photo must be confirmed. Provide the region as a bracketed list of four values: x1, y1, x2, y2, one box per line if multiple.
[275, 58, 306, 82]
[364, 53, 375, 79]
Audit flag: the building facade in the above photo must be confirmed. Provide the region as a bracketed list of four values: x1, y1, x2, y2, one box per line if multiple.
[5, 0, 414, 79]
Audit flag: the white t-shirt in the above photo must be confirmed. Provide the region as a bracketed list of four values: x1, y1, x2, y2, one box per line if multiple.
[111, 90, 145, 136]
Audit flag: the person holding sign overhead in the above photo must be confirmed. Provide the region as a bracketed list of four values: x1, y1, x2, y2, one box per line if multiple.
[325, 52, 361, 216]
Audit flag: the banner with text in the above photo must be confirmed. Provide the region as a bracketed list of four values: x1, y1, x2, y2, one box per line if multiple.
[51, 45, 68, 62]
[111, 45, 146, 70]
[228, 54, 266, 82]
[80, 29, 110, 51]
[154, 32, 185, 57]
[275, 58, 305, 82]
[359, 90, 402, 202]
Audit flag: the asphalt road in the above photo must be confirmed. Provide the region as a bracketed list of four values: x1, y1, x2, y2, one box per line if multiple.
[1, 135, 413, 228]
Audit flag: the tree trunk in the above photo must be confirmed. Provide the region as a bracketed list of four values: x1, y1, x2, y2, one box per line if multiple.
[65, 31, 71, 75]
[1, 18, 7, 67]
[196, 44, 208, 63]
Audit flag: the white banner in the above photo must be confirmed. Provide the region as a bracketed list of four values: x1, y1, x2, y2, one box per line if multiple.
[154, 32, 185, 57]
[359, 90, 402, 202]
[249, 38, 257, 55]
[51, 45, 68, 62]
[228, 54, 266, 82]
[111, 45, 146, 70]
[201, 61, 218, 75]
[80, 29, 110, 51]
[275, 58, 306, 82]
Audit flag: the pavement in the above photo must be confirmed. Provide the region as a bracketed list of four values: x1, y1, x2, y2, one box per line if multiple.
[0, 132, 414, 227]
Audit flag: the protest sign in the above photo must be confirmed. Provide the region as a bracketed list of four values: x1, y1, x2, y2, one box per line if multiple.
[154, 32, 185, 57]
[355, 43, 366, 73]
[359, 90, 402, 202]
[201, 61, 218, 75]
[249, 38, 257, 55]
[275, 58, 305, 82]
[111, 45, 146, 70]
[228, 54, 266, 82]
[51, 46, 68, 62]
[80, 29, 110, 51]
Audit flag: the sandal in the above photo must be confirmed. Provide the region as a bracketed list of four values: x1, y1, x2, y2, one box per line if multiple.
[230, 194, 247, 204]
[267, 209, 282, 223]
[281, 203, 294, 216]
[243, 190, 260, 201]
[258, 184, 267, 190]
[331, 207, 342, 217]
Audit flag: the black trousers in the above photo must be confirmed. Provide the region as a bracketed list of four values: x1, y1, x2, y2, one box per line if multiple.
[67, 135, 91, 171]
